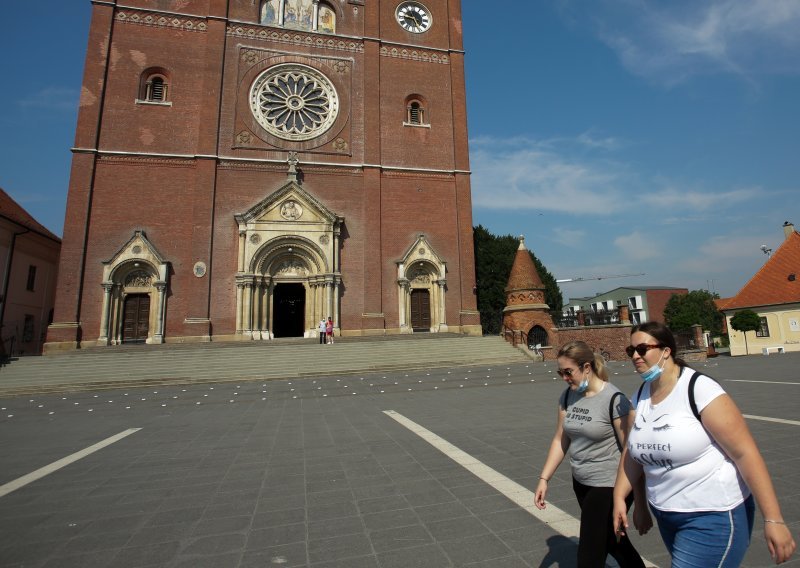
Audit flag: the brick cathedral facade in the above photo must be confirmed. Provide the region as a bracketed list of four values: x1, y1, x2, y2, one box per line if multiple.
[46, 0, 480, 351]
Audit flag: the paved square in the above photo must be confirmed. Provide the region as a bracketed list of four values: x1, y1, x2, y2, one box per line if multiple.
[1, 354, 798, 567]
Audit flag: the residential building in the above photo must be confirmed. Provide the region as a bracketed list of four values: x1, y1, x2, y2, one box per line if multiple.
[565, 286, 688, 325]
[0, 188, 61, 356]
[721, 222, 800, 356]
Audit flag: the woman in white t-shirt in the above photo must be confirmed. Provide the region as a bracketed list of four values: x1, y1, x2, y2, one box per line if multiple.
[613, 322, 795, 566]
[535, 340, 647, 568]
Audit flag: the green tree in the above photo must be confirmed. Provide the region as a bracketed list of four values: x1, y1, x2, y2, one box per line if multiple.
[730, 309, 762, 355]
[473, 225, 562, 334]
[663, 289, 724, 335]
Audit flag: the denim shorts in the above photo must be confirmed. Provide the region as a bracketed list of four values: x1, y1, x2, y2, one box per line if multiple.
[650, 495, 755, 568]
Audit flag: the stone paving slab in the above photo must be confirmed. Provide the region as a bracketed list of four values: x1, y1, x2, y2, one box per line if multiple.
[0, 353, 798, 567]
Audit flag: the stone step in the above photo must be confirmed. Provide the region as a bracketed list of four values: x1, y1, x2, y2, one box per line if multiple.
[0, 336, 529, 396]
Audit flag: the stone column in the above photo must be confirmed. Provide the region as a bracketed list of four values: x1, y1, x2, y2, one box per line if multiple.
[437, 279, 448, 331]
[243, 278, 254, 336]
[333, 276, 341, 332]
[238, 230, 247, 272]
[325, 279, 333, 320]
[397, 278, 409, 329]
[153, 281, 167, 343]
[97, 283, 114, 345]
[235, 277, 245, 333]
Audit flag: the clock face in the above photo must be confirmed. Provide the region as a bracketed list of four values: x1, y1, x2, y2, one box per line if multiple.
[396, 2, 431, 33]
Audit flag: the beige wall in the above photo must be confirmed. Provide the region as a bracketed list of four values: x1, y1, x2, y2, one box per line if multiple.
[725, 304, 800, 356]
[0, 219, 60, 355]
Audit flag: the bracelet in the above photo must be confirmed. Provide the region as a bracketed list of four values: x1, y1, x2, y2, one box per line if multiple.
[539, 477, 549, 482]
[764, 519, 786, 525]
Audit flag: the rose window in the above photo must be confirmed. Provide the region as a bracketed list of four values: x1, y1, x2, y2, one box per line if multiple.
[250, 64, 339, 141]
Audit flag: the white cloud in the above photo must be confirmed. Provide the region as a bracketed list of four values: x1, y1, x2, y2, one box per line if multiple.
[577, 131, 620, 150]
[565, 0, 800, 85]
[550, 229, 586, 247]
[469, 136, 627, 214]
[613, 230, 662, 261]
[18, 87, 79, 111]
[640, 186, 760, 210]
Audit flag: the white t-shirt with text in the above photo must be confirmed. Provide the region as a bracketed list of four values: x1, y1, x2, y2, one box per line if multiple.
[628, 367, 750, 512]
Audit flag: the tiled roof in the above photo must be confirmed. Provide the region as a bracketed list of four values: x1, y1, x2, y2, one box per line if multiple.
[723, 231, 800, 310]
[714, 297, 732, 310]
[0, 187, 60, 242]
[506, 237, 544, 290]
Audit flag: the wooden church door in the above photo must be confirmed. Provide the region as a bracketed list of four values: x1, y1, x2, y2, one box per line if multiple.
[122, 294, 150, 343]
[410, 289, 431, 332]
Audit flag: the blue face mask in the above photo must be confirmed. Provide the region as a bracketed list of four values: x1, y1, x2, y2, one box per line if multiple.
[576, 378, 590, 393]
[639, 352, 667, 383]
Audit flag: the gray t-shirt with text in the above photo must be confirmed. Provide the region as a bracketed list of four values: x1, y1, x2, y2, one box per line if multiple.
[560, 383, 631, 487]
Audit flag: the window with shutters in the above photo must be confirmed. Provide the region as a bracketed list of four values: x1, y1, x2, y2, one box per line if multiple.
[137, 69, 171, 106]
[404, 96, 429, 127]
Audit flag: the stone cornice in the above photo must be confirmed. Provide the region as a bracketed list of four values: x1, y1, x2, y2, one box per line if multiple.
[227, 25, 364, 53]
[72, 148, 471, 175]
[115, 10, 208, 32]
[379, 46, 449, 64]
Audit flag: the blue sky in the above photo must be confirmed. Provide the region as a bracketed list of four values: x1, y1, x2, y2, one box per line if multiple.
[1, 1, 798, 302]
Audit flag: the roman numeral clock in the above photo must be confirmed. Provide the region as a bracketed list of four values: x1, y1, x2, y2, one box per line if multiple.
[395, 2, 432, 33]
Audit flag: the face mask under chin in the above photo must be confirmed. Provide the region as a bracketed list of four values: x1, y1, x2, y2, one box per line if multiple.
[639, 351, 667, 383]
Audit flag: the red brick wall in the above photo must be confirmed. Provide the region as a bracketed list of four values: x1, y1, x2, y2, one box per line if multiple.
[48, 0, 478, 346]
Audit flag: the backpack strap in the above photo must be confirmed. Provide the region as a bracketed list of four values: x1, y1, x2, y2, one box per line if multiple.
[688, 370, 705, 422]
[560, 387, 571, 410]
[609, 391, 623, 452]
[636, 369, 713, 423]
[635, 382, 645, 406]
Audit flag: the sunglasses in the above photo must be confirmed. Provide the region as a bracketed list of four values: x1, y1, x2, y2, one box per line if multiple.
[625, 343, 663, 358]
[556, 368, 579, 378]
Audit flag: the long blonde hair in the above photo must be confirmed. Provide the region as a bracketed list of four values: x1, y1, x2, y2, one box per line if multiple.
[557, 340, 608, 381]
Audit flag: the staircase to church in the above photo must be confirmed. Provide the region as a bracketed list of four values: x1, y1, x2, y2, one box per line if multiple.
[0, 335, 530, 397]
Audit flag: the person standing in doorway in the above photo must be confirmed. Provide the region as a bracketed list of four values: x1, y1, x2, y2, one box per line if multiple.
[325, 317, 334, 344]
[318, 319, 326, 344]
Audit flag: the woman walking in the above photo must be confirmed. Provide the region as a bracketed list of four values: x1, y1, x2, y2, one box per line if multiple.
[535, 340, 646, 568]
[613, 321, 795, 566]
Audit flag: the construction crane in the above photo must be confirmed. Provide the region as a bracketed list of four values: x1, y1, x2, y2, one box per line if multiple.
[555, 273, 645, 284]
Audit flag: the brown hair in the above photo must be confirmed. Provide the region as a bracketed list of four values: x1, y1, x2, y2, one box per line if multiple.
[631, 321, 687, 367]
[557, 340, 608, 381]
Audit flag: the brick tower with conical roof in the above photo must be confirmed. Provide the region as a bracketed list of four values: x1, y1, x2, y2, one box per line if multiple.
[502, 236, 556, 356]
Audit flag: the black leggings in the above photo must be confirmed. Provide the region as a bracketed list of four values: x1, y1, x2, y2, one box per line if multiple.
[572, 478, 645, 568]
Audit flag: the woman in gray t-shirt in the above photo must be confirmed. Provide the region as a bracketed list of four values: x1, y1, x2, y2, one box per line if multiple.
[534, 340, 648, 568]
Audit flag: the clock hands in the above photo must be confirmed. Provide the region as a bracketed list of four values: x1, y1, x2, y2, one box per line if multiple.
[398, 4, 429, 32]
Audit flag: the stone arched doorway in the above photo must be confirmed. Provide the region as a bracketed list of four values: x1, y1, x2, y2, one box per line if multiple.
[98, 231, 170, 346]
[235, 179, 343, 340]
[397, 235, 448, 333]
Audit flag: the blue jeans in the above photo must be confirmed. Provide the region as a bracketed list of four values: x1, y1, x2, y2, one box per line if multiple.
[650, 495, 755, 568]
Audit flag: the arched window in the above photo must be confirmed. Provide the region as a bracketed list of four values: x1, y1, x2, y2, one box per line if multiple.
[408, 101, 423, 125]
[404, 96, 429, 127]
[138, 69, 171, 105]
[146, 77, 166, 102]
[527, 325, 549, 350]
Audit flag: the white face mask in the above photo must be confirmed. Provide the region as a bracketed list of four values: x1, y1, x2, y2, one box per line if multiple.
[639, 350, 667, 382]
